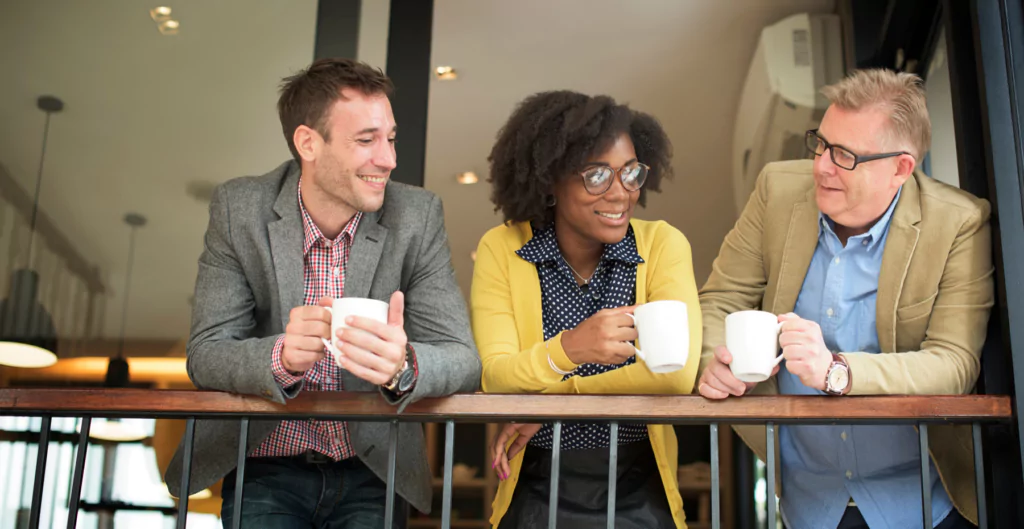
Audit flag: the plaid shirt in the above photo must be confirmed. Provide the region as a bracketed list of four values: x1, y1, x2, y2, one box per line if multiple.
[251, 182, 362, 461]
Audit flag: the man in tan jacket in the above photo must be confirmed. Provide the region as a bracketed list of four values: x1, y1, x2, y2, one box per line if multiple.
[697, 69, 993, 529]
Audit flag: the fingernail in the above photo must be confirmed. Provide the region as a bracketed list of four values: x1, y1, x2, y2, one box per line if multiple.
[491, 461, 496, 469]
[345, 316, 354, 324]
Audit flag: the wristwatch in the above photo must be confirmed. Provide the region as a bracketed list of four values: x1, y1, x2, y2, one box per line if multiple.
[382, 343, 418, 395]
[824, 352, 851, 396]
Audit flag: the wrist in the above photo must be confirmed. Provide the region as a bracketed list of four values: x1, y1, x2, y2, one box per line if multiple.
[560, 329, 583, 364]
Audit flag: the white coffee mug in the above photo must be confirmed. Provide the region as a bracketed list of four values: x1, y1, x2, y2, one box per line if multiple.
[320, 297, 389, 365]
[627, 300, 689, 373]
[725, 310, 784, 383]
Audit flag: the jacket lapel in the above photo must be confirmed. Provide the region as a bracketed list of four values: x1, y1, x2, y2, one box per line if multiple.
[345, 208, 388, 300]
[876, 175, 922, 353]
[269, 166, 304, 330]
[770, 188, 820, 314]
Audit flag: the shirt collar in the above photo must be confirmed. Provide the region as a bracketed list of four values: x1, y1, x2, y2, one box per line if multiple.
[819, 186, 902, 251]
[516, 223, 644, 264]
[298, 178, 362, 256]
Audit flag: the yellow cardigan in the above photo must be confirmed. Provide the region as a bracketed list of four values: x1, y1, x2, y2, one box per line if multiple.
[471, 219, 702, 529]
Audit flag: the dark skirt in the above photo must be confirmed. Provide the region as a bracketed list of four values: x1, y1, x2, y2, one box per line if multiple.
[497, 440, 676, 529]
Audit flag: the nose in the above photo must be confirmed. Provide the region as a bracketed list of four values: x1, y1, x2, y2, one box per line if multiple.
[375, 140, 397, 171]
[603, 171, 630, 202]
[814, 147, 837, 176]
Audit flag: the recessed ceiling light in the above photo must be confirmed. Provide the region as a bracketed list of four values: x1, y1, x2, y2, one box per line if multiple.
[456, 171, 478, 184]
[435, 66, 457, 80]
[150, 6, 172, 21]
[158, 19, 180, 35]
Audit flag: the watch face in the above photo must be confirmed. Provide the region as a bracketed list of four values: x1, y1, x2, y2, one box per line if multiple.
[829, 366, 849, 392]
[398, 369, 416, 392]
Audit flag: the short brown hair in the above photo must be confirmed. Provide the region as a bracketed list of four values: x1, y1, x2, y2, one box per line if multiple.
[277, 58, 394, 162]
[821, 68, 931, 159]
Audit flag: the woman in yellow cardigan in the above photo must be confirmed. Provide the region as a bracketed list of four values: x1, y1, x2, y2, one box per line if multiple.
[471, 91, 702, 529]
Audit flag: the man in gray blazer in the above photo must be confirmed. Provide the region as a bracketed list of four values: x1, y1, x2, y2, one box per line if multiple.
[165, 58, 481, 528]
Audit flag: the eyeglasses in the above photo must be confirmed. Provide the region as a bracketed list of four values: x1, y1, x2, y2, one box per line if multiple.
[579, 161, 649, 195]
[805, 129, 911, 171]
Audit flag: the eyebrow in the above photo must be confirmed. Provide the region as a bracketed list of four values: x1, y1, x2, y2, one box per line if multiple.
[583, 157, 638, 168]
[355, 126, 398, 135]
[817, 131, 865, 154]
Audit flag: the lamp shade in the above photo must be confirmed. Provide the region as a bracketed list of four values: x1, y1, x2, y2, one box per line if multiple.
[0, 269, 57, 368]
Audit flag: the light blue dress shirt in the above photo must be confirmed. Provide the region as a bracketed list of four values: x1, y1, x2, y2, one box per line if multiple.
[778, 189, 954, 529]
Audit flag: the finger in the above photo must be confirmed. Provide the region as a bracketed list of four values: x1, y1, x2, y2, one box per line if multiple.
[708, 364, 748, 396]
[388, 291, 405, 328]
[698, 381, 730, 400]
[498, 444, 511, 481]
[347, 316, 407, 346]
[777, 312, 800, 323]
[608, 326, 639, 343]
[604, 305, 637, 315]
[284, 335, 327, 354]
[492, 425, 514, 473]
[606, 313, 637, 328]
[778, 330, 813, 348]
[336, 350, 391, 385]
[293, 305, 332, 323]
[339, 341, 397, 377]
[770, 364, 781, 376]
[317, 296, 333, 308]
[608, 342, 639, 364]
[713, 345, 733, 365]
[337, 327, 401, 363]
[507, 431, 531, 461]
[282, 349, 325, 370]
[288, 320, 332, 340]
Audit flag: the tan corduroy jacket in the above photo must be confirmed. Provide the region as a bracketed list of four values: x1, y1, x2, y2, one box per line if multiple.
[697, 159, 994, 524]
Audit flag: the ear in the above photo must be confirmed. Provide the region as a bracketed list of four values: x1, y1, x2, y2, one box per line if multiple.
[293, 125, 321, 163]
[892, 153, 916, 187]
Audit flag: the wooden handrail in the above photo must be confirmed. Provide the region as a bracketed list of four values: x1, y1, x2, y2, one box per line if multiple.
[0, 389, 1012, 423]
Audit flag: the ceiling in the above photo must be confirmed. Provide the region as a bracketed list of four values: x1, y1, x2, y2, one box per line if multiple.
[0, 0, 318, 339]
[0, 0, 835, 342]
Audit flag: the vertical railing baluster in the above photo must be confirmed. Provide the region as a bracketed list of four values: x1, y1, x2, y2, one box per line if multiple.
[28, 415, 52, 529]
[66, 417, 91, 529]
[548, 421, 562, 529]
[175, 417, 196, 529]
[973, 423, 988, 529]
[384, 420, 398, 529]
[919, 423, 933, 528]
[441, 421, 455, 529]
[710, 423, 720, 529]
[766, 422, 776, 527]
[231, 417, 249, 529]
[606, 422, 618, 529]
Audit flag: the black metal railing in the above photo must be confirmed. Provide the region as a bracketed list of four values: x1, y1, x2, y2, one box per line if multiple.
[0, 389, 1013, 529]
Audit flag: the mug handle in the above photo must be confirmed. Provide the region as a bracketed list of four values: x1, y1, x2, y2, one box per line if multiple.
[771, 320, 785, 367]
[625, 313, 646, 362]
[321, 307, 341, 356]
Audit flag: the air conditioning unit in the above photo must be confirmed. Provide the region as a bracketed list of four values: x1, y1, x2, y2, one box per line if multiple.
[732, 13, 845, 215]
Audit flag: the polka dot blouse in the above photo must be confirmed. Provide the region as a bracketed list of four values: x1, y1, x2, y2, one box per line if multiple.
[515, 223, 648, 451]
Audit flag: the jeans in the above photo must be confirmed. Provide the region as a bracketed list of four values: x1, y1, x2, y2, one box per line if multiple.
[220, 453, 408, 529]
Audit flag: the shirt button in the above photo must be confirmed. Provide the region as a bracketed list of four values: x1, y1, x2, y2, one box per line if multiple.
[333, 267, 340, 276]
[841, 431, 847, 441]
[323, 240, 332, 248]
[826, 308, 835, 317]
[834, 257, 841, 265]
[846, 470, 853, 479]
[862, 240, 869, 246]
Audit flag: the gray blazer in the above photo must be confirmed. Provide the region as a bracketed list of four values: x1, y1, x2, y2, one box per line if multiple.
[164, 160, 481, 513]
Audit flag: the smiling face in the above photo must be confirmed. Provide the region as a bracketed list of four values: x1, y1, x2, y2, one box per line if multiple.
[552, 133, 640, 245]
[296, 87, 397, 216]
[813, 104, 915, 234]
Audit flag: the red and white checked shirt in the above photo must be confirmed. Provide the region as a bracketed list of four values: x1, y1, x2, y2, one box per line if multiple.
[251, 182, 362, 461]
